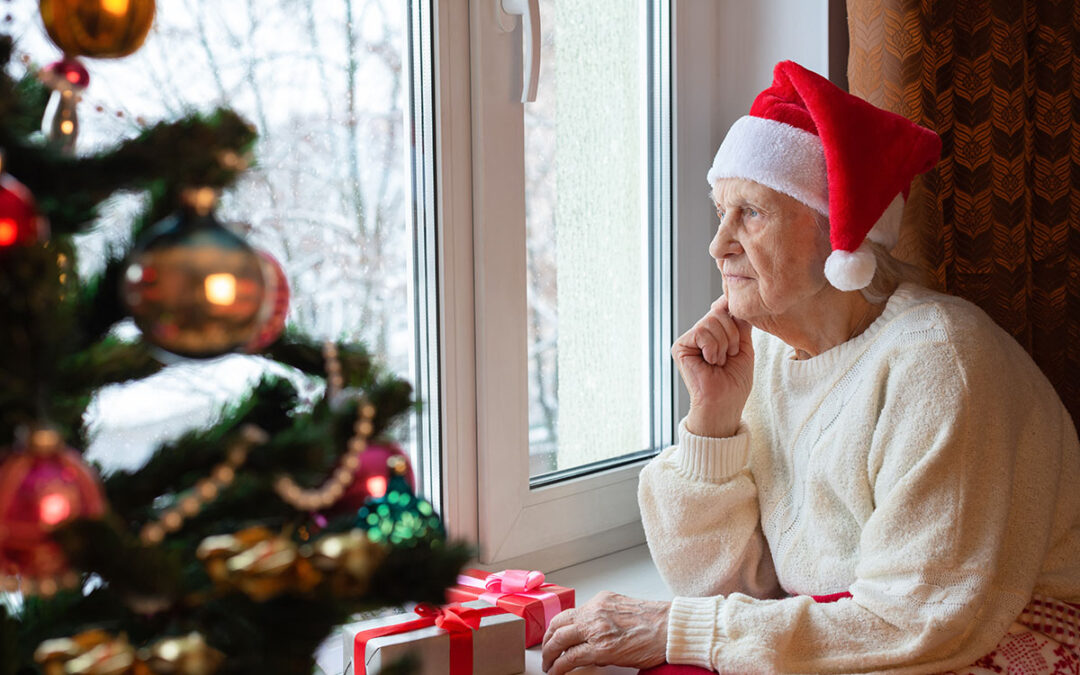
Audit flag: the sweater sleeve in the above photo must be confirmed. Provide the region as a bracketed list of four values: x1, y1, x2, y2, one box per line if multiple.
[665, 326, 1080, 673]
[638, 418, 781, 599]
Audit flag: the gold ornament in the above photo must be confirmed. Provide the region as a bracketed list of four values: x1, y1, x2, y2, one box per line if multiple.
[196, 526, 320, 602]
[39, 0, 156, 59]
[35, 629, 222, 675]
[196, 525, 386, 602]
[35, 630, 139, 675]
[140, 632, 224, 675]
[302, 529, 386, 597]
[122, 192, 268, 359]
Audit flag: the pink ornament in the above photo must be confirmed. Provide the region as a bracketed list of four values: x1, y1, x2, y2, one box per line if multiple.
[245, 250, 290, 352]
[324, 443, 415, 517]
[0, 429, 106, 584]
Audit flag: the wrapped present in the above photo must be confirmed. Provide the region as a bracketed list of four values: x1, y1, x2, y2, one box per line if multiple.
[343, 600, 525, 675]
[445, 569, 575, 647]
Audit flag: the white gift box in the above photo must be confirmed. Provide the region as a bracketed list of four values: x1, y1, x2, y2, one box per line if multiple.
[342, 600, 525, 675]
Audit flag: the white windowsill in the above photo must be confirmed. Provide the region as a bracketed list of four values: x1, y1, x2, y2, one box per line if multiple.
[317, 544, 671, 674]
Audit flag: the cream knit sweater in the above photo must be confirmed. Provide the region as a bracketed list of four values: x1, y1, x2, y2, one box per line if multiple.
[638, 283, 1080, 674]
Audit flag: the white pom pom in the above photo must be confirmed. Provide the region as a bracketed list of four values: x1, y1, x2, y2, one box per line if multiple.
[824, 245, 876, 291]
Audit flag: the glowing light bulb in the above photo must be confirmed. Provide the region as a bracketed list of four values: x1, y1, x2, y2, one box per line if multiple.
[65, 71, 81, 84]
[204, 273, 237, 305]
[39, 493, 72, 525]
[60, 120, 75, 135]
[366, 476, 388, 499]
[157, 641, 181, 662]
[101, 0, 130, 15]
[0, 219, 16, 246]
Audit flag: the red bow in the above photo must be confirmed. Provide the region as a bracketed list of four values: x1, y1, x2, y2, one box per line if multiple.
[354, 603, 503, 675]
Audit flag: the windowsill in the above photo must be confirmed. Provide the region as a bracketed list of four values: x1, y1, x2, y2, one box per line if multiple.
[317, 544, 671, 674]
[523, 544, 672, 674]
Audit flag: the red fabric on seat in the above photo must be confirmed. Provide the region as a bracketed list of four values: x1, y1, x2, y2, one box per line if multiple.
[638, 666, 714, 674]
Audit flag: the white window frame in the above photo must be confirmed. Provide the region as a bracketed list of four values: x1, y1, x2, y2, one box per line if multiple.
[426, 0, 844, 570]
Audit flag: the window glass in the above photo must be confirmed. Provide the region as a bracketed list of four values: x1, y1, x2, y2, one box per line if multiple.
[525, 0, 652, 477]
[8, 1, 417, 478]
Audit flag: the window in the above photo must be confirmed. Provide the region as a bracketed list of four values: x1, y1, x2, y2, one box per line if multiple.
[8, 1, 424, 481]
[440, 0, 673, 568]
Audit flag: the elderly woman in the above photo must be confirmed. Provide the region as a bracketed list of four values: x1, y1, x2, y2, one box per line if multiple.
[541, 61, 1080, 674]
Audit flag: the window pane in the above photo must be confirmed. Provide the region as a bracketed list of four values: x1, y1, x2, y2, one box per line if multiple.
[9, 1, 418, 479]
[526, 0, 651, 478]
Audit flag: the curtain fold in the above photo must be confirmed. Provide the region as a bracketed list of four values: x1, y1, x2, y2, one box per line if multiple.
[847, 0, 1080, 425]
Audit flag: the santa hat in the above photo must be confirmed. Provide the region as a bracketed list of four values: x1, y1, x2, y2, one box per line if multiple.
[707, 61, 941, 291]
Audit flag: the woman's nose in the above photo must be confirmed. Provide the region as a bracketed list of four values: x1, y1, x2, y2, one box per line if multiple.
[709, 221, 741, 260]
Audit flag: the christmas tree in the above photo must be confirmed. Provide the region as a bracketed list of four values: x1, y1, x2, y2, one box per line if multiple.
[0, 3, 468, 673]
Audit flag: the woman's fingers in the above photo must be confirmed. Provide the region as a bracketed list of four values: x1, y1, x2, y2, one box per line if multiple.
[541, 622, 586, 673]
[675, 298, 742, 367]
[732, 313, 754, 358]
[546, 643, 595, 675]
[710, 296, 742, 356]
[693, 319, 728, 366]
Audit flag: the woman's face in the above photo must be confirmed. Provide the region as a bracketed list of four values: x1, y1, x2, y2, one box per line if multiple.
[709, 178, 832, 325]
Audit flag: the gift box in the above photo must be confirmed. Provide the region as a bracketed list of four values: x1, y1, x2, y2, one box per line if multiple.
[445, 569, 575, 647]
[343, 600, 525, 675]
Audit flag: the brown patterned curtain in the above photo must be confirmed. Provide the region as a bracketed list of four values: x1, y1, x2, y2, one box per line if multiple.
[846, 0, 1080, 426]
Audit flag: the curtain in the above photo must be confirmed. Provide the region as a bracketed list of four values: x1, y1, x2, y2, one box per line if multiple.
[846, 0, 1080, 425]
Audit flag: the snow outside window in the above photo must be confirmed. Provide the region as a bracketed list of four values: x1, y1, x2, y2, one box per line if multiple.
[7, 1, 429, 491]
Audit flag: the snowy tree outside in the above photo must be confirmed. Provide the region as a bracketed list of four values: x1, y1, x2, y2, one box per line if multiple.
[5, 1, 424, 479]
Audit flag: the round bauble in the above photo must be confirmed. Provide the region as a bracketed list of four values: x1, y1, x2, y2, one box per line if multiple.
[122, 201, 267, 359]
[324, 443, 414, 518]
[244, 250, 290, 352]
[0, 173, 49, 248]
[39, 0, 156, 59]
[0, 429, 106, 591]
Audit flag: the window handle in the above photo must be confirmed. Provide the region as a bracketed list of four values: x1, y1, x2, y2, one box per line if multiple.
[500, 0, 541, 102]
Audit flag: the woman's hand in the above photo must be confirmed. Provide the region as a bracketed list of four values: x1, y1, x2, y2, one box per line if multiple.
[671, 295, 754, 437]
[541, 592, 670, 675]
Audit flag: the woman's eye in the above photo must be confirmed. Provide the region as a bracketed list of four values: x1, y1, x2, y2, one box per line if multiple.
[746, 207, 759, 218]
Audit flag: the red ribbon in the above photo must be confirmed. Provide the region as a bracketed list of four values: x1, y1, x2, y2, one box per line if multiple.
[353, 602, 503, 675]
[811, 591, 853, 603]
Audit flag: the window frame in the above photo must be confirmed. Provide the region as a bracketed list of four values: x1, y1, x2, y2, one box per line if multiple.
[428, 0, 677, 570]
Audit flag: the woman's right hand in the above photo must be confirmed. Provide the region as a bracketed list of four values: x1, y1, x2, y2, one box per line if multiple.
[671, 295, 754, 438]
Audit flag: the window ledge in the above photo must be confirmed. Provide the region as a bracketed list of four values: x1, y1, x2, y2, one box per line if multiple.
[523, 544, 671, 674]
[316, 544, 670, 674]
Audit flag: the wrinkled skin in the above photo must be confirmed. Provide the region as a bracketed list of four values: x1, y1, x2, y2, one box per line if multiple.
[541, 591, 670, 675]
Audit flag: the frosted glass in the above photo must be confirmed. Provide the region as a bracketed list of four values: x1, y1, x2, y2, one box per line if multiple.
[526, 0, 651, 477]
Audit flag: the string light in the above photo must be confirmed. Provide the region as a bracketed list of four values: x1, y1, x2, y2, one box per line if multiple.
[139, 425, 267, 545]
[273, 342, 375, 512]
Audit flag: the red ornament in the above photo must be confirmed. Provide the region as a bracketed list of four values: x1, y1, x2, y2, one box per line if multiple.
[245, 250, 290, 352]
[0, 173, 48, 248]
[0, 429, 106, 592]
[324, 444, 415, 518]
[40, 57, 90, 90]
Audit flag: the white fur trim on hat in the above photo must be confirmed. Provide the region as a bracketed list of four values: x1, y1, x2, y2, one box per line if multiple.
[824, 241, 877, 291]
[707, 116, 829, 215]
[865, 193, 905, 249]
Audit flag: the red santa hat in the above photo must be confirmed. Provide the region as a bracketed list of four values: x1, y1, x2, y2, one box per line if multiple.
[707, 61, 941, 291]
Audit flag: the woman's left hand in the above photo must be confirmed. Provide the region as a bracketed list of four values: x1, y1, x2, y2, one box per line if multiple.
[541, 591, 670, 675]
